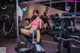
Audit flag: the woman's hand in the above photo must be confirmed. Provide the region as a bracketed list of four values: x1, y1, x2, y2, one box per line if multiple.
[24, 24, 31, 29]
[24, 26, 28, 28]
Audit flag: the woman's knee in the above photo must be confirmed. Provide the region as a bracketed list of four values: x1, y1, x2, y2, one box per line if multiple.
[20, 28, 30, 34]
[37, 30, 40, 34]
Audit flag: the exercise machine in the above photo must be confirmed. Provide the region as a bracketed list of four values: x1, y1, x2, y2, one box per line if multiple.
[15, 30, 45, 53]
[54, 12, 80, 53]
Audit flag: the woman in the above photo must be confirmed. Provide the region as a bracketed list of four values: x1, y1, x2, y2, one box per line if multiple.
[40, 7, 51, 29]
[20, 9, 42, 44]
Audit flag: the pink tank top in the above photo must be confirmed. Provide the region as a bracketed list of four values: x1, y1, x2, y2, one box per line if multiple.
[31, 17, 40, 27]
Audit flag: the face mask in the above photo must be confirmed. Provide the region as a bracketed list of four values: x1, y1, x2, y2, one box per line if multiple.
[33, 12, 38, 15]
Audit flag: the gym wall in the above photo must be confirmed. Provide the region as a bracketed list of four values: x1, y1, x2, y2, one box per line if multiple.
[19, 3, 64, 19]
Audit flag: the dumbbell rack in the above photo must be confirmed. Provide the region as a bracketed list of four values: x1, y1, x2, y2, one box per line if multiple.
[56, 13, 80, 53]
[56, 18, 65, 53]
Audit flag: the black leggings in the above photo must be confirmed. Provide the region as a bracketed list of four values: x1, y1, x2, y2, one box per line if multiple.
[42, 18, 51, 29]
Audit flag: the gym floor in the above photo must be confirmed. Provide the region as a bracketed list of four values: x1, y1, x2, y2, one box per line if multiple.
[0, 34, 80, 53]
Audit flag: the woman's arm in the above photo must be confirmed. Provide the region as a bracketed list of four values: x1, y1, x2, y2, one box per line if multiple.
[39, 19, 42, 29]
[24, 24, 31, 29]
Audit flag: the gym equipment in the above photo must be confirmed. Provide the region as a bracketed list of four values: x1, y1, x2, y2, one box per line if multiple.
[50, 14, 60, 31]
[2, 15, 13, 37]
[15, 30, 45, 53]
[0, 17, 3, 32]
[53, 12, 80, 53]
[2, 20, 13, 36]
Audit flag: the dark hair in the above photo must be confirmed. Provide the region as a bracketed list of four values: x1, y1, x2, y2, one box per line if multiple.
[31, 15, 37, 20]
[46, 7, 49, 11]
[33, 9, 39, 15]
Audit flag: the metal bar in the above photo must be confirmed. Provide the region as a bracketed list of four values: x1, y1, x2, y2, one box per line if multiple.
[41, 1, 64, 4]
[65, 0, 68, 10]
[16, 0, 20, 41]
[74, 0, 77, 13]
[50, 0, 52, 7]
[21, 0, 50, 4]
[56, 19, 64, 53]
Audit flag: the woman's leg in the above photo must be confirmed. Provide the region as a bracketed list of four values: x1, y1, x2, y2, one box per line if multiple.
[36, 30, 41, 43]
[47, 20, 51, 29]
[20, 28, 30, 35]
[44, 23, 47, 29]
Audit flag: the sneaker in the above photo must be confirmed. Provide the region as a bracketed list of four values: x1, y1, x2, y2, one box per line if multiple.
[35, 44, 41, 52]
